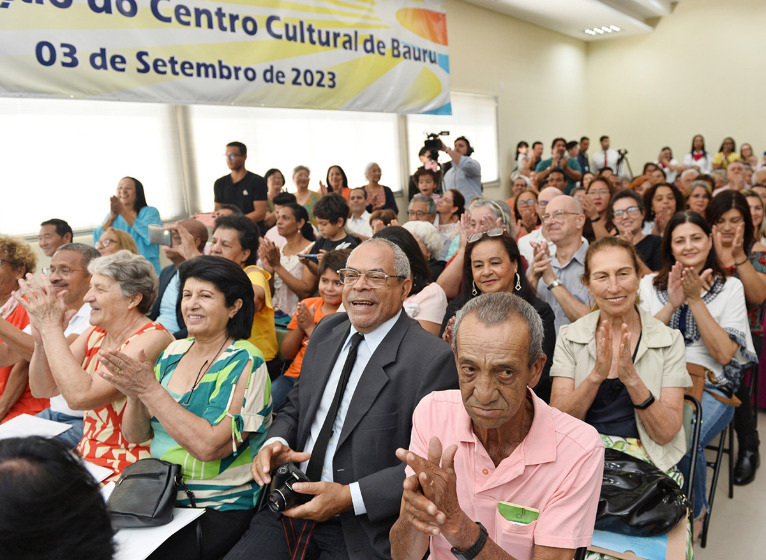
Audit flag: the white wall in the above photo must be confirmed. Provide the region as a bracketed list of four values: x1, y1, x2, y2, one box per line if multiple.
[585, 0, 766, 168]
[446, 0, 588, 197]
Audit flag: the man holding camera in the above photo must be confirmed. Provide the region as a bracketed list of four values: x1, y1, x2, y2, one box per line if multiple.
[442, 136, 482, 205]
[225, 238, 458, 560]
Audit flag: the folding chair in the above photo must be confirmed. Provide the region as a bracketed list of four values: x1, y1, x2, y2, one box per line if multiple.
[682, 394, 702, 512]
[584, 396, 702, 560]
[701, 412, 732, 548]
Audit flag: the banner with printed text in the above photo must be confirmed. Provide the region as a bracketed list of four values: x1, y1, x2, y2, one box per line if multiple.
[0, 0, 450, 113]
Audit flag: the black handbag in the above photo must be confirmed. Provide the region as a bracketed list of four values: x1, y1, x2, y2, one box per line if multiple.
[106, 458, 194, 529]
[595, 448, 689, 537]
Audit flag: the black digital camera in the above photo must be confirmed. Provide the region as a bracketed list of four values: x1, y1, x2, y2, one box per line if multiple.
[267, 462, 312, 513]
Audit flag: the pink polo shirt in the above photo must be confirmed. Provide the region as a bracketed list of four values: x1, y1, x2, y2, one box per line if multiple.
[407, 390, 603, 560]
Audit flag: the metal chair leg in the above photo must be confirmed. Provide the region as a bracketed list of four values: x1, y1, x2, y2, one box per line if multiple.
[701, 422, 729, 548]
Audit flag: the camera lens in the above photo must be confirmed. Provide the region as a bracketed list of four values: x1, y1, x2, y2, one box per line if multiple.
[267, 490, 287, 513]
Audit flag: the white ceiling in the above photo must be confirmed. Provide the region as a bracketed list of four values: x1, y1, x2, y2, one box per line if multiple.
[460, 0, 690, 42]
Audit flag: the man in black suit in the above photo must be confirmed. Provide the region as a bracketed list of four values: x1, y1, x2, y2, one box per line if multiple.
[225, 238, 458, 560]
[148, 218, 208, 337]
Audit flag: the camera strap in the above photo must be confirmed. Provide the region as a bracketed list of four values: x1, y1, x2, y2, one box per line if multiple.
[282, 517, 316, 558]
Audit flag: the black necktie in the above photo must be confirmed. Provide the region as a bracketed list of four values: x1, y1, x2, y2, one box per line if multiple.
[306, 332, 365, 482]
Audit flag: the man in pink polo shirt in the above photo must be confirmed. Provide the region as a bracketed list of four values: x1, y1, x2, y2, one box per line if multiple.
[390, 292, 603, 560]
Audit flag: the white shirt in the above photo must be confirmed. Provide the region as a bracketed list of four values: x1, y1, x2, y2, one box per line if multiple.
[346, 212, 372, 238]
[266, 310, 402, 515]
[24, 302, 92, 417]
[683, 152, 713, 175]
[591, 149, 621, 174]
[517, 229, 588, 273]
[638, 274, 754, 384]
[655, 158, 679, 183]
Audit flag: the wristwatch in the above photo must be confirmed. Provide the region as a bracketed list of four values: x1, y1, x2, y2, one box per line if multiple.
[451, 522, 488, 560]
[547, 278, 562, 291]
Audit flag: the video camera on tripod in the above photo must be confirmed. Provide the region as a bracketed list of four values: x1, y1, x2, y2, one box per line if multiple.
[423, 131, 449, 162]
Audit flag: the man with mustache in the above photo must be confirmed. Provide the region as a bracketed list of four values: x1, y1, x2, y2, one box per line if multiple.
[0, 243, 97, 445]
[226, 238, 458, 560]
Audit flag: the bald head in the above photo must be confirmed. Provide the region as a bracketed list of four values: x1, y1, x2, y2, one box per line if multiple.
[543, 195, 585, 244]
[178, 219, 209, 252]
[537, 186, 564, 217]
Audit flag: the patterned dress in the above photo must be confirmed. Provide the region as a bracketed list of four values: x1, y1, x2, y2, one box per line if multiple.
[150, 339, 272, 510]
[77, 321, 169, 480]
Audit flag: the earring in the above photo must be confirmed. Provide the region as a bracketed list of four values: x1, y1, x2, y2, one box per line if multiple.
[515, 273, 521, 292]
[472, 281, 478, 297]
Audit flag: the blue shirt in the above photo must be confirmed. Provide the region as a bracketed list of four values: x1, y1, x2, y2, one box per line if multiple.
[535, 157, 582, 195]
[156, 271, 181, 333]
[443, 155, 482, 204]
[93, 205, 162, 273]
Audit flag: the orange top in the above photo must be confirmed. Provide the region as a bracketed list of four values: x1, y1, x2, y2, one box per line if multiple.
[0, 303, 49, 423]
[284, 297, 335, 378]
[77, 322, 169, 480]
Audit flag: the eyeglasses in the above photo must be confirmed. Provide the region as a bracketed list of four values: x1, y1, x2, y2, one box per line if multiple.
[223, 153, 242, 160]
[541, 210, 580, 223]
[408, 210, 430, 219]
[538, 200, 550, 207]
[43, 266, 86, 277]
[612, 206, 641, 219]
[95, 239, 115, 250]
[588, 189, 611, 196]
[516, 199, 537, 207]
[467, 228, 504, 244]
[337, 268, 406, 287]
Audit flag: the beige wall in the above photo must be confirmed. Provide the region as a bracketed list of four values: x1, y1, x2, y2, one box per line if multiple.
[586, 0, 766, 170]
[446, 0, 588, 199]
[448, 0, 765, 197]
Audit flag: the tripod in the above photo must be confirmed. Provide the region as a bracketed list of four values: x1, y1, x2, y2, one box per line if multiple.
[617, 152, 633, 178]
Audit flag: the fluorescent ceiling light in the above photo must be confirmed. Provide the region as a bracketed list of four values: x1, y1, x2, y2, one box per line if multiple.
[583, 24, 622, 36]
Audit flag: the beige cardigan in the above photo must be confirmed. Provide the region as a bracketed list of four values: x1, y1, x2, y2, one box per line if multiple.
[551, 306, 692, 472]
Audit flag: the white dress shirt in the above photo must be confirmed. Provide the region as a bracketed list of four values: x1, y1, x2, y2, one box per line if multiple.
[266, 310, 403, 515]
[24, 302, 92, 417]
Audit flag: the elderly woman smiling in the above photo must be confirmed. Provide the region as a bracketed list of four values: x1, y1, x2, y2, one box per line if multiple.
[97, 256, 272, 559]
[551, 237, 692, 557]
[20, 251, 173, 479]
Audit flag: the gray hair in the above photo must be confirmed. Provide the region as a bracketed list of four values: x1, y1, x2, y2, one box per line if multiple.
[687, 180, 712, 197]
[510, 173, 533, 188]
[711, 169, 727, 181]
[55, 243, 100, 269]
[409, 194, 437, 216]
[292, 165, 310, 177]
[453, 292, 544, 369]
[467, 197, 515, 233]
[88, 250, 158, 314]
[348, 238, 410, 280]
[402, 221, 444, 259]
[364, 162, 381, 179]
[680, 168, 699, 180]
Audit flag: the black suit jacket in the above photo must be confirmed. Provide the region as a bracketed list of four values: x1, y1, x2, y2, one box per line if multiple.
[270, 311, 458, 559]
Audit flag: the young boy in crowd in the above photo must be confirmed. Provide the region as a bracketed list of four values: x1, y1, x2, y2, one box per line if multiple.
[303, 193, 358, 274]
[414, 166, 441, 202]
[273, 249, 350, 411]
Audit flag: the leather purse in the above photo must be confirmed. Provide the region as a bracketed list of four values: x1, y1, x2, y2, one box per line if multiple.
[595, 448, 689, 537]
[107, 458, 193, 529]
